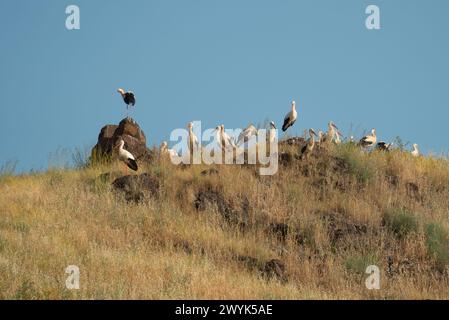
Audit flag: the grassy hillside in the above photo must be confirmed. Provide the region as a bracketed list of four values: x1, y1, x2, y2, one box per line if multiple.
[1, 142, 449, 299]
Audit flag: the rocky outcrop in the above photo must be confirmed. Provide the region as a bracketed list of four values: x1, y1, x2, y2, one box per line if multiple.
[91, 117, 154, 162]
[112, 173, 160, 203]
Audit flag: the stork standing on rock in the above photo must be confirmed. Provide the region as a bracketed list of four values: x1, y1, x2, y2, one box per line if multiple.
[117, 88, 135, 116]
[359, 129, 377, 148]
[117, 139, 138, 172]
[282, 100, 298, 132]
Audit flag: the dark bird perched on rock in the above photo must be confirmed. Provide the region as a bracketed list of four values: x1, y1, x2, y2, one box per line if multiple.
[117, 88, 136, 110]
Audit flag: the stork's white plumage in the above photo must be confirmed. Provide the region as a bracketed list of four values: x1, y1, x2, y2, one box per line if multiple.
[282, 100, 298, 132]
[269, 121, 277, 144]
[323, 121, 341, 144]
[359, 129, 377, 148]
[411, 144, 420, 157]
[187, 122, 199, 157]
[220, 124, 236, 150]
[117, 139, 138, 171]
[237, 124, 258, 146]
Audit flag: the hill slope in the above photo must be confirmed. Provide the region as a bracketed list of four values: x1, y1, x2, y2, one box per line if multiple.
[1, 143, 449, 299]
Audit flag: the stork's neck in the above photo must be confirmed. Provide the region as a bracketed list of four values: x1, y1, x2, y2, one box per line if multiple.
[119, 140, 125, 150]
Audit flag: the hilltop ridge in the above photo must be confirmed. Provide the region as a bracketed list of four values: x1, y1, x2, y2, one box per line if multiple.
[1, 140, 449, 299]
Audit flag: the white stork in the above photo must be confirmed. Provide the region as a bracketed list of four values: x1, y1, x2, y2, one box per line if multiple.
[282, 100, 298, 132]
[359, 129, 377, 148]
[300, 128, 318, 159]
[269, 121, 277, 144]
[411, 144, 420, 157]
[237, 124, 258, 146]
[117, 88, 135, 112]
[218, 124, 236, 150]
[117, 139, 138, 171]
[322, 121, 341, 144]
[187, 122, 199, 158]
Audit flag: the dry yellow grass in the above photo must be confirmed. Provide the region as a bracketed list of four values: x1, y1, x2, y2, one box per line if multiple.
[1, 143, 449, 299]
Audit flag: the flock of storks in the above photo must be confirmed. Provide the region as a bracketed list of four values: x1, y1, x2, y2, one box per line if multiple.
[116, 88, 420, 171]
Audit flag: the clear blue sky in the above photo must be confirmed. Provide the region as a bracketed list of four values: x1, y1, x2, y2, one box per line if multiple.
[1, 0, 449, 172]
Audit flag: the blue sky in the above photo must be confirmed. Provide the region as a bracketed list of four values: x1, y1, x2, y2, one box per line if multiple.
[1, 0, 448, 172]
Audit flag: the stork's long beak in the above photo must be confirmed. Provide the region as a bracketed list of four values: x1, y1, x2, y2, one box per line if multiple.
[272, 123, 277, 129]
[332, 123, 339, 131]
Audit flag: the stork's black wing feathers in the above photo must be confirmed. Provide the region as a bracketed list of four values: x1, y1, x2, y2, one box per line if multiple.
[359, 136, 368, 144]
[124, 92, 136, 106]
[282, 118, 295, 132]
[126, 158, 138, 171]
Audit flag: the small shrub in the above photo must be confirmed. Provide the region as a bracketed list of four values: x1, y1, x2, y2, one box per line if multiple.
[425, 222, 449, 272]
[89, 147, 113, 168]
[336, 144, 375, 184]
[14, 280, 37, 300]
[72, 146, 92, 169]
[384, 209, 419, 238]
